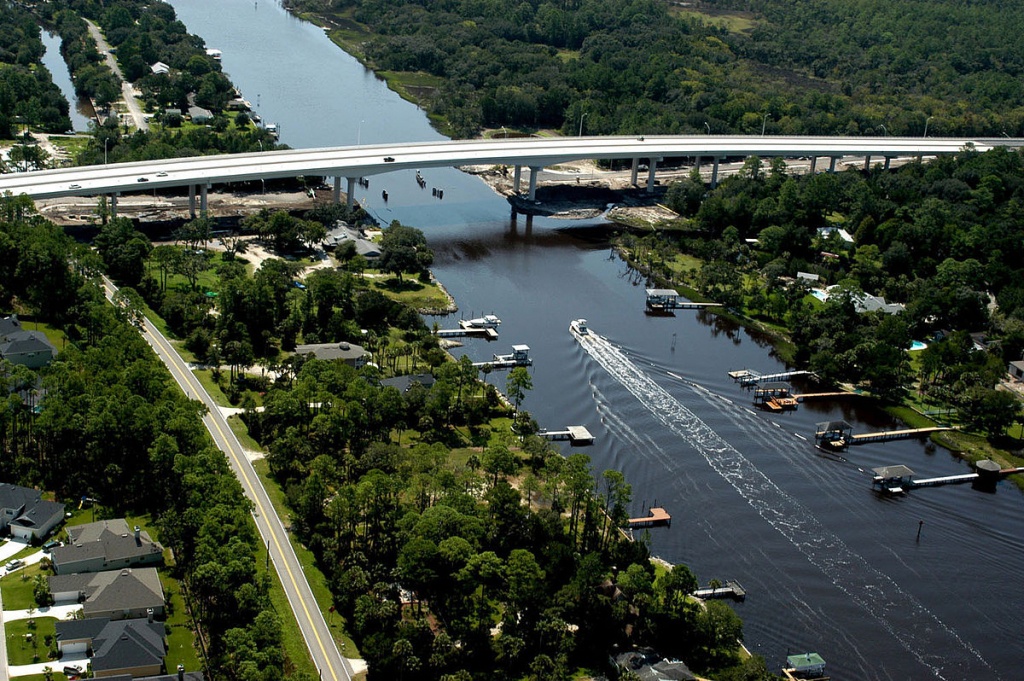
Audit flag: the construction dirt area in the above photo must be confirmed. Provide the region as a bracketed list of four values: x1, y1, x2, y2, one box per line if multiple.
[27, 158, 680, 229]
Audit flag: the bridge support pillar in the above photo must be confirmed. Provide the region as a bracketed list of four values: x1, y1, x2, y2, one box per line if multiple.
[188, 185, 196, 218]
[645, 158, 659, 194]
[333, 176, 341, 204]
[810, 156, 817, 174]
[527, 166, 540, 201]
[711, 157, 720, 188]
[863, 155, 871, 171]
[513, 165, 522, 194]
[346, 177, 356, 208]
[200, 184, 208, 217]
[630, 158, 639, 186]
[883, 156, 891, 170]
[109, 193, 118, 219]
[829, 157, 837, 173]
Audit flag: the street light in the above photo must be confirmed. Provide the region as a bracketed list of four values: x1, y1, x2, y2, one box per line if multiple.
[579, 112, 588, 137]
[357, 119, 365, 145]
[879, 124, 888, 136]
[761, 113, 770, 136]
[103, 138, 108, 165]
[704, 121, 711, 135]
[923, 116, 933, 138]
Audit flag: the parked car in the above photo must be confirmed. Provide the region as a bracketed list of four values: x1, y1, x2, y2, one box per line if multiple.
[4, 559, 24, 571]
[43, 539, 61, 552]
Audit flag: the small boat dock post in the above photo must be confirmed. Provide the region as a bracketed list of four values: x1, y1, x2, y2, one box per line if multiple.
[692, 581, 746, 602]
[538, 425, 594, 445]
[626, 506, 672, 529]
[645, 288, 722, 313]
[472, 344, 532, 369]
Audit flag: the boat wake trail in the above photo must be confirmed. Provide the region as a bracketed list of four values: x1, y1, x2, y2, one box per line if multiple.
[578, 330, 994, 680]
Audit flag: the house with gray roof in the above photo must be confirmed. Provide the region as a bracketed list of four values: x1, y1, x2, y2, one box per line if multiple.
[0, 315, 57, 369]
[56, 617, 166, 678]
[49, 567, 164, 620]
[103, 670, 204, 681]
[294, 340, 369, 367]
[380, 373, 435, 393]
[0, 482, 64, 541]
[52, 519, 164, 574]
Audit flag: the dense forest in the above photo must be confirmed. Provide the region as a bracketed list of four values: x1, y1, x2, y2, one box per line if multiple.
[0, 3, 72, 138]
[287, 0, 1024, 138]
[0, 195, 300, 680]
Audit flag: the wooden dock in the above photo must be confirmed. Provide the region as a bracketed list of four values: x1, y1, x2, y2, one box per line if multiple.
[435, 327, 498, 340]
[794, 391, 855, 401]
[538, 425, 594, 445]
[729, 368, 815, 386]
[627, 507, 671, 528]
[692, 580, 746, 602]
[850, 426, 951, 444]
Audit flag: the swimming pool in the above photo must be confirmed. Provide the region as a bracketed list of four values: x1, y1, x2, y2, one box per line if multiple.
[910, 340, 928, 351]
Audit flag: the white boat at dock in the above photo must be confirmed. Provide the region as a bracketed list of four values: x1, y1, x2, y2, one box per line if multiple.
[460, 314, 501, 329]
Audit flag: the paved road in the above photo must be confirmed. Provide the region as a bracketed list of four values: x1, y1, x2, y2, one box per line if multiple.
[84, 19, 149, 132]
[100, 278, 352, 681]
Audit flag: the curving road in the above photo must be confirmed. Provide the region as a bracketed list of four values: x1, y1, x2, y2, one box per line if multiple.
[1, 135, 1017, 201]
[100, 278, 351, 681]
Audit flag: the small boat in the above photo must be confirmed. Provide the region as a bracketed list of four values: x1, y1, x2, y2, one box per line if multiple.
[569, 318, 589, 338]
[460, 314, 501, 329]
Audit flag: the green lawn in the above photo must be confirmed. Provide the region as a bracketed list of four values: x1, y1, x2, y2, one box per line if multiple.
[227, 414, 264, 453]
[0, 563, 47, 610]
[372, 276, 450, 311]
[5, 617, 57, 666]
[161, 571, 204, 673]
[192, 368, 233, 407]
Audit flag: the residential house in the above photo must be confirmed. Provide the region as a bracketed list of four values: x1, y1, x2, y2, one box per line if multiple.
[0, 482, 64, 541]
[102, 669, 204, 681]
[380, 373, 435, 393]
[613, 650, 696, 681]
[52, 519, 164, 574]
[0, 315, 57, 369]
[150, 62, 169, 75]
[294, 341, 369, 368]
[1009, 360, 1024, 381]
[49, 567, 165, 620]
[55, 617, 165, 678]
[323, 223, 381, 259]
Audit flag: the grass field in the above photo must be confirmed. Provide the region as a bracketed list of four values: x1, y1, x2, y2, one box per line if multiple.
[0, 563, 46, 611]
[5, 617, 57, 666]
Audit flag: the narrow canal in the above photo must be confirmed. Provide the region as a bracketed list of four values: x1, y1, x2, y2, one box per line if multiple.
[39, 30, 93, 133]
[163, 1, 1024, 678]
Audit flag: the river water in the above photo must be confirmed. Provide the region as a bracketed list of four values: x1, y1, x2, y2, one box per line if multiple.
[161, 1, 1024, 678]
[40, 30, 93, 133]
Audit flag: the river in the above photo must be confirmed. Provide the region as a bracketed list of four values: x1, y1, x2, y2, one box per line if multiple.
[160, 2, 1024, 678]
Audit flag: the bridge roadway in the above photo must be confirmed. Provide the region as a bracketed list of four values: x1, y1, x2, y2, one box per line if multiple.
[1, 135, 1018, 210]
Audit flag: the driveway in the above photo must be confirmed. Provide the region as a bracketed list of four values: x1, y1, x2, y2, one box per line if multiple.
[4, 604, 83, 622]
[8, 652, 90, 678]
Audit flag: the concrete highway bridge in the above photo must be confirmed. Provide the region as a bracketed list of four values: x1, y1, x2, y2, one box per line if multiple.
[1, 135, 1017, 217]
